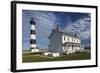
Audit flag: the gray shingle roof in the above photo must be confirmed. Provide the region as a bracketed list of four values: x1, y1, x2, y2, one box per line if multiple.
[49, 29, 80, 39]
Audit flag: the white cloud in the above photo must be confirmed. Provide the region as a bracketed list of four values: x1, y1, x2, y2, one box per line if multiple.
[62, 17, 91, 40]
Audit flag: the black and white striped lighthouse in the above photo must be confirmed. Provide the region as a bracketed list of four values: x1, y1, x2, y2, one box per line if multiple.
[30, 17, 39, 52]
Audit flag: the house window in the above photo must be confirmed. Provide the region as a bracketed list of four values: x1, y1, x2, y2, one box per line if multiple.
[68, 37, 69, 42]
[72, 38, 73, 42]
[64, 37, 66, 40]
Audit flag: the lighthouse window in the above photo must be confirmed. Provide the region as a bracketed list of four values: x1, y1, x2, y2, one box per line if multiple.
[30, 30, 35, 34]
[30, 20, 35, 25]
[30, 39, 36, 44]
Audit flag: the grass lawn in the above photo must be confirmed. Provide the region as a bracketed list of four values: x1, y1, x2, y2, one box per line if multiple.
[22, 52, 91, 63]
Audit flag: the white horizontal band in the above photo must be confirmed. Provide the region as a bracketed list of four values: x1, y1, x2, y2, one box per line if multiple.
[30, 34, 36, 39]
[31, 25, 35, 30]
[30, 44, 36, 47]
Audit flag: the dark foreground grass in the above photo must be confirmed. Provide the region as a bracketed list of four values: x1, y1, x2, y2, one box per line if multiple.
[22, 52, 91, 63]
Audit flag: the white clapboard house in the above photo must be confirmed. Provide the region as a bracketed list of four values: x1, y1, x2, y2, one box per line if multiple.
[49, 26, 84, 56]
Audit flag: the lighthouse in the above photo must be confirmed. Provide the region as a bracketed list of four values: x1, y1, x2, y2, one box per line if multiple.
[30, 17, 39, 52]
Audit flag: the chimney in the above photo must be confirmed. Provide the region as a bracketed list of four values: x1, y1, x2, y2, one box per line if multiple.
[75, 33, 77, 36]
[57, 26, 59, 31]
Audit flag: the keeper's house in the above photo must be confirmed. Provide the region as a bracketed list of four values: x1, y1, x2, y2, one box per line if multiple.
[49, 26, 84, 55]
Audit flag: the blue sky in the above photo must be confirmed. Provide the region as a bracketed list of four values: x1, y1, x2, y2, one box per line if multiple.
[22, 10, 91, 50]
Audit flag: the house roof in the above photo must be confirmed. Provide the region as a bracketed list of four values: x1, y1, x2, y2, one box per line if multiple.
[49, 29, 80, 39]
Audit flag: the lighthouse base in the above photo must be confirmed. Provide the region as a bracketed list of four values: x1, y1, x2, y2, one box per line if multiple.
[31, 49, 39, 52]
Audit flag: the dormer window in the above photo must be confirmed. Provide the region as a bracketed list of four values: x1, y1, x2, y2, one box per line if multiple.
[64, 37, 66, 40]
